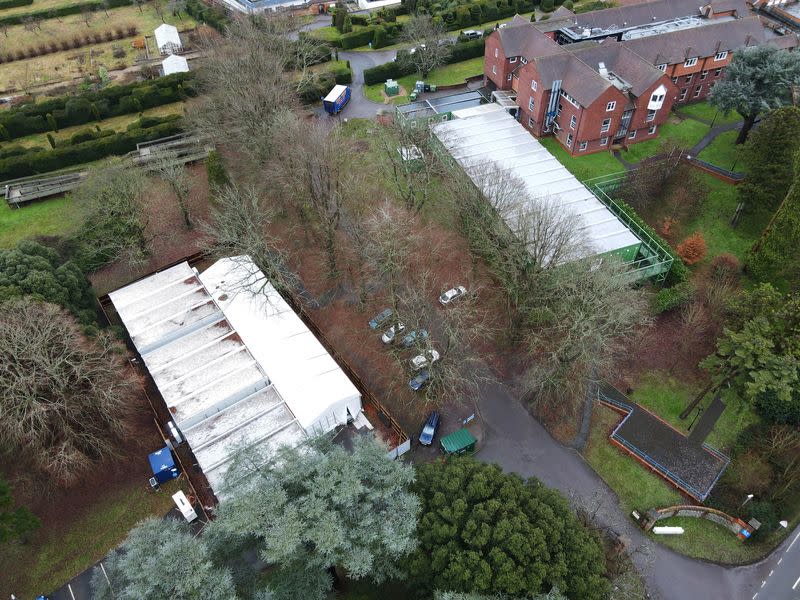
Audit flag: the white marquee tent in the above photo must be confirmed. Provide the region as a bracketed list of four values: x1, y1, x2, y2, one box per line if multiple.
[154, 23, 182, 55]
[161, 54, 189, 76]
[109, 256, 363, 495]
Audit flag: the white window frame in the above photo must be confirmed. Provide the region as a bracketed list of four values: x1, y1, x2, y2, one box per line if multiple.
[579, 141, 588, 151]
[509, 56, 517, 63]
[566, 133, 573, 147]
[646, 109, 656, 122]
[679, 88, 688, 101]
[694, 85, 702, 97]
[507, 73, 513, 81]
[531, 80, 537, 91]
[686, 74, 693, 83]
[714, 50, 728, 61]
[606, 101, 616, 111]
[528, 117, 535, 128]
[657, 63, 667, 72]
[521, 57, 528, 64]
[628, 129, 637, 139]
[650, 92, 664, 103]
[700, 70, 708, 80]
[684, 57, 698, 67]
[492, 65, 497, 75]
[528, 97, 534, 111]
[600, 118, 611, 133]
[714, 68, 722, 76]
[570, 114, 577, 129]
[494, 48, 499, 58]
[648, 124, 657, 135]
[672, 77, 679, 84]
[600, 136, 609, 146]
[560, 90, 580, 108]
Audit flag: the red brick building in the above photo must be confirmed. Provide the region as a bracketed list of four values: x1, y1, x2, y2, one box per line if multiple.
[484, 0, 799, 155]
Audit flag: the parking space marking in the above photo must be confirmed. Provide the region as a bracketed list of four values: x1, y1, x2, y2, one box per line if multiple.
[787, 531, 800, 553]
[68, 583, 76, 600]
[793, 575, 800, 590]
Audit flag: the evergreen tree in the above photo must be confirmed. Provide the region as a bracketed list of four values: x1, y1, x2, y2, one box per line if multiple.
[406, 458, 609, 600]
[709, 45, 800, 144]
[92, 517, 238, 600]
[209, 436, 420, 600]
[748, 149, 800, 287]
[737, 107, 800, 213]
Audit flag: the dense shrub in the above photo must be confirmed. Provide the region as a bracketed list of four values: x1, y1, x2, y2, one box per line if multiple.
[185, 0, 228, 31]
[330, 63, 353, 84]
[364, 58, 416, 85]
[651, 281, 693, 314]
[0, 73, 193, 141]
[710, 253, 741, 283]
[676, 232, 707, 265]
[541, 0, 555, 11]
[0, 0, 130, 26]
[448, 37, 485, 61]
[205, 149, 229, 191]
[0, 0, 32, 8]
[756, 387, 800, 425]
[372, 25, 388, 49]
[350, 13, 370, 26]
[0, 118, 184, 179]
[575, 0, 609, 12]
[339, 27, 377, 49]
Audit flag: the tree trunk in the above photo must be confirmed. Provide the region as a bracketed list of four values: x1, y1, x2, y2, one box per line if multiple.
[735, 113, 757, 145]
[679, 379, 716, 419]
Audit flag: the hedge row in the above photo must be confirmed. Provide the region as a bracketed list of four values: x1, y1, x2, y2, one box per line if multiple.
[185, 0, 229, 32]
[436, 0, 537, 31]
[0, 118, 184, 180]
[0, 0, 32, 9]
[0, 0, 131, 26]
[363, 38, 485, 85]
[614, 199, 689, 287]
[0, 72, 194, 141]
[651, 281, 693, 314]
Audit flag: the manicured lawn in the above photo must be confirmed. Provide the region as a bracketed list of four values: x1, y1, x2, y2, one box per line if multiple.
[622, 117, 709, 163]
[682, 173, 765, 262]
[678, 101, 742, 126]
[0, 478, 181, 598]
[0, 195, 83, 247]
[9, 101, 185, 149]
[364, 56, 484, 103]
[698, 129, 740, 170]
[629, 371, 760, 451]
[0, 0, 86, 17]
[308, 23, 372, 44]
[583, 404, 682, 513]
[539, 136, 624, 181]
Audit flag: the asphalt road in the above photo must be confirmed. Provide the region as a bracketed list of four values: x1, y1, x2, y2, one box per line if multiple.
[475, 376, 795, 600]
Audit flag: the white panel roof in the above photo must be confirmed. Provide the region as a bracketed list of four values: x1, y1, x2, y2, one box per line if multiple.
[434, 104, 641, 256]
[154, 23, 181, 51]
[108, 256, 362, 497]
[162, 54, 189, 75]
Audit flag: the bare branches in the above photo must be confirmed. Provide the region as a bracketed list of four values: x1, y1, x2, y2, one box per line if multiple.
[0, 299, 136, 486]
[150, 151, 193, 229]
[399, 15, 451, 78]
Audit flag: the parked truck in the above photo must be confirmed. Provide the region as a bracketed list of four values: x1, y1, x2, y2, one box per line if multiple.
[323, 84, 351, 115]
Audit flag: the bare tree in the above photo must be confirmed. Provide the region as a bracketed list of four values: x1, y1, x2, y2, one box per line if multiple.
[669, 298, 708, 373]
[399, 15, 451, 78]
[73, 161, 152, 270]
[80, 6, 94, 27]
[200, 183, 296, 296]
[0, 299, 136, 486]
[0, 24, 8, 37]
[167, 0, 186, 18]
[272, 114, 361, 279]
[189, 15, 330, 167]
[151, 151, 193, 229]
[374, 122, 443, 214]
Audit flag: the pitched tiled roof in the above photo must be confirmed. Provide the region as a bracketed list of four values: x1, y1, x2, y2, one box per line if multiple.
[569, 0, 707, 32]
[572, 41, 666, 96]
[622, 16, 771, 65]
[496, 20, 563, 58]
[550, 5, 575, 20]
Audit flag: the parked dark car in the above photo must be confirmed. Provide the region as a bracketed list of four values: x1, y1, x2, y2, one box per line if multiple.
[369, 308, 393, 329]
[400, 328, 429, 348]
[418, 411, 440, 445]
[409, 369, 431, 391]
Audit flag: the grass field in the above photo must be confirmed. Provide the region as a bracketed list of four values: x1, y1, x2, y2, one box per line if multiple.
[8, 101, 184, 149]
[0, 478, 181, 598]
[539, 136, 625, 181]
[0, 0, 195, 91]
[682, 173, 765, 262]
[622, 117, 709, 163]
[0, 0, 89, 17]
[364, 56, 484, 103]
[0, 194, 83, 247]
[629, 371, 760, 451]
[698, 129, 740, 170]
[678, 101, 742, 126]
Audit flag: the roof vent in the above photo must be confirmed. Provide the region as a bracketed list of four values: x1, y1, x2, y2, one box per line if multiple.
[598, 61, 608, 76]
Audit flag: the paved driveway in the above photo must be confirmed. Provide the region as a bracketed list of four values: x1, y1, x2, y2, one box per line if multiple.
[475, 376, 784, 600]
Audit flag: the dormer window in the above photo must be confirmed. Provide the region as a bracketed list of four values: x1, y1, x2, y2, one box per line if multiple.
[714, 50, 728, 61]
[521, 57, 528, 64]
[510, 57, 517, 63]
[656, 63, 667, 72]
[606, 101, 616, 111]
[684, 57, 698, 67]
[531, 80, 538, 91]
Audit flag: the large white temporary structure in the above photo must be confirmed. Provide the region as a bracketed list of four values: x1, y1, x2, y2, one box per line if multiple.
[161, 54, 189, 76]
[154, 23, 182, 55]
[109, 256, 362, 495]
[432, 103, 642, 261]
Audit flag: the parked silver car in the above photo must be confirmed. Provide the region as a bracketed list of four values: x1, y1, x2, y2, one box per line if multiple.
[410, 349, 440, 371]
[381, 322, 406, 344]
[439, 285, 467, 305]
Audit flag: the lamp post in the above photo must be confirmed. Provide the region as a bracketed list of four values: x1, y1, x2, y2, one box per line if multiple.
[742, 493, 754, 507]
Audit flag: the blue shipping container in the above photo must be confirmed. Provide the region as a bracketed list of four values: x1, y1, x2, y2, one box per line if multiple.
[323, 85, 351, 115]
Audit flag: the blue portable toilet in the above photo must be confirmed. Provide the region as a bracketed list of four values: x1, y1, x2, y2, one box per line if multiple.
[148, 446, 180, 484]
